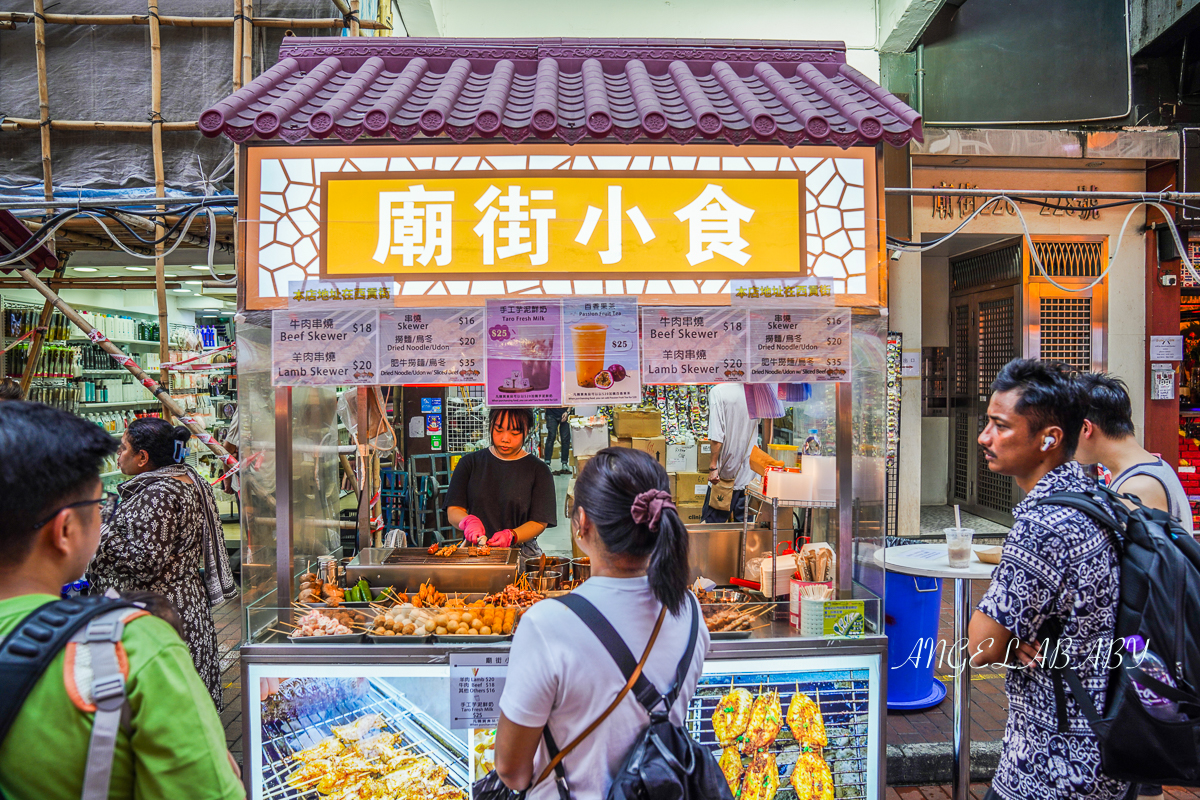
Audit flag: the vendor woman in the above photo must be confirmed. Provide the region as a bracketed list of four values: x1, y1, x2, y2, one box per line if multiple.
[444, 408, 557, 558]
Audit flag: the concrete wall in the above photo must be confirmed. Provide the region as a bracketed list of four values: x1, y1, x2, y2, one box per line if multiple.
[886, 163, 1148, 533]
[427, 0, 882, 79]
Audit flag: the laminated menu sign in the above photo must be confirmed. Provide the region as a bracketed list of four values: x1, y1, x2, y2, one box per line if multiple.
[640, 306, 749, 384]
[485, 299, 562, 406]
[379, 307, 484, 385]
[563, 297, 641, 404]
[450, 653, 509, 729]
[271, 309, 379, 386]
[747, 307, 851, 382]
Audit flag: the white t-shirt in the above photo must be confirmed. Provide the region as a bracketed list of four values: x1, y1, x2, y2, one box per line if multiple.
[707, 382, 757, 490]
[498, 576, 710, 800]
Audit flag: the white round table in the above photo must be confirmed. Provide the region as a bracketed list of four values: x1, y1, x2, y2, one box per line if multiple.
[875, 544, 998, 800]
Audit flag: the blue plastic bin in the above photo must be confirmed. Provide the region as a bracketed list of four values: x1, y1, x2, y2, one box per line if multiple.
[885, 570, 947, 710]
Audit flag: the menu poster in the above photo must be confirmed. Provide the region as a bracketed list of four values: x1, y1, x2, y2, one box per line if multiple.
[640, 306, 749, 384]
[562, 297, 641, 404]
[747, 308, 851, 383]
[485, 300, 563, 406]
[379, 307, 484, 385]
[271, 309, 379, 386]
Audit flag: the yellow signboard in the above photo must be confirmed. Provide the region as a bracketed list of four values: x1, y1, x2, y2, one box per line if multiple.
[321, 174, 804, 280]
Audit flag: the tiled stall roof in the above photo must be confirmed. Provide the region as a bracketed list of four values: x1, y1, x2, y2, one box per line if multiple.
[0, 209, 59, 274]
[200, 37, 921, 149]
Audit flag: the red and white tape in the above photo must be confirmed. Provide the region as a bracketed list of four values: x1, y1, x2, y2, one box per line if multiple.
[87, 330, 108, 344]
[162, 344, 233, 368]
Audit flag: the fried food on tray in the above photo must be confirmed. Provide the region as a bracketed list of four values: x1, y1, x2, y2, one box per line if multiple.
[739, 751, 779, 800]
[712, 687, 753, 747]
[718, 746, 744, 794]
[741, 690, 783, 754]
[786, 692, 827, 748]
[789, 750, 835, 800]
[703, 605, 756, 633]
[286, 713, 464, 800]
[332, 713, 382, 742]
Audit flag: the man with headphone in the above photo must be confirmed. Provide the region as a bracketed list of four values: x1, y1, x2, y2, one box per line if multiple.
[966, 359, 1129, 800]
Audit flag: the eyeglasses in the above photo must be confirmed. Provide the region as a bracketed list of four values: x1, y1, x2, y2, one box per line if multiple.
[31, 491, 118, 530]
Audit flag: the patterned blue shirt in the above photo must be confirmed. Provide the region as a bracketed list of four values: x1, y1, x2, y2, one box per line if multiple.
[977, 462, 1130, 800]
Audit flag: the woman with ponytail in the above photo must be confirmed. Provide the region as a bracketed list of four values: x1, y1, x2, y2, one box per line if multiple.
[89, 417, 237, 710]
[493, 447, 709, 798]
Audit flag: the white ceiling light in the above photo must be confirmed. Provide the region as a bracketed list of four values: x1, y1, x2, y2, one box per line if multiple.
[125, 266, 150, 272]
[171, 288, 191, 294]
[186, 280, 202, 285]
[190, 265, 211, 271]
[72, 267, 99, 273]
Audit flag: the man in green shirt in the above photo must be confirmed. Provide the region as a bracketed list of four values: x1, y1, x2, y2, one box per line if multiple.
[0, 401, 244, 800]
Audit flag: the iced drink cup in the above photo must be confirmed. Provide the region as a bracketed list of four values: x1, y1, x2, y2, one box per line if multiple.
[945, 527, 975, 568]
[571, 323, 608, 387]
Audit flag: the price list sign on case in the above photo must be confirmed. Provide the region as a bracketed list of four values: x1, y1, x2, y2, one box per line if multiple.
[450, 652, 509, 729]
[640, 306, 749, 384]
[485, 299, 563, 406]
[379, 308, 485, 385]
[563, 297, 641, 404]
[271, 309, 379, 386]
[747, 308, 851, 382]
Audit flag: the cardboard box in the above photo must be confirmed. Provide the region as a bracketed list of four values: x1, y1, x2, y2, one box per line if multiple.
[564, 477, 577, 519]
[673, 471, 708, 503]
[570, 417, 611, 456]
[667, 472, 678, 500]
[666, 442, 697, 473]
[573, 454, 593, 477]
[613, 409, 662, 438]
[616, 436, 666, 467]
[696, 439, 714, 472]
[675, 502, 705, 525]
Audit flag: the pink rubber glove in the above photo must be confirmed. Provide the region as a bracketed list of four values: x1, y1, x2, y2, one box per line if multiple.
[488, 529, 516, 547]
[459, 515, 487, 544]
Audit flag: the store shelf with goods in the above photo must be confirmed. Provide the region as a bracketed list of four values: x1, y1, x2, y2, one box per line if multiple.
[745, 485, 838, 509]
[78, 400, 160, 410]
[68, 337, 161, 348]
[82, 369, 136, 377]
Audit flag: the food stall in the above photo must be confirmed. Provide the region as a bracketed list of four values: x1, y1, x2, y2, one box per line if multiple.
[204, 35, 922, 800]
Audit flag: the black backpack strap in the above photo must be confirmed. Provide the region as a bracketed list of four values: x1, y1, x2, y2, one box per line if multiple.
[663, 594, 701, 710]
[0, 596, 137, 741]
[552, 594, 662, 712]
[1034, 490, 1122, 531]
[540, 726, 571, 800]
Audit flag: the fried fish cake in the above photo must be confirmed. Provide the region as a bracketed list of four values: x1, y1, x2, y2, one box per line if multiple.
[742, 690, 783, 754]
[789, 750, 835, 800]
[712, 687, 753, 747]
[786, 692, 828, 748]
[718, 746, 744, 794]
[739, 751, 779, 800]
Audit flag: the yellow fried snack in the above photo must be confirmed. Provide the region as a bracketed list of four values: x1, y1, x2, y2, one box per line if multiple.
[739, 752, 779, 800]
[713, 688, 753, 747]
[741, 690, 783, 754]
[786, 692, 828, 748]
[789, 750, 835, 800]
[718, 747, 743, 794]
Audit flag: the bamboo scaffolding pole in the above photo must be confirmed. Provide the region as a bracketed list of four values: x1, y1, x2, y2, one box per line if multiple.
[112, 210, 235, 254]
[0, 12, 387, 29]
[149, 0, 171, 420]
[241, 0, 254, 89]
[0, 118, 198, 132]
[232, 0, 244, 93]
[14, 268, 237, 467]
[20, 263, 64, 395]
[349, 0, 360, 36]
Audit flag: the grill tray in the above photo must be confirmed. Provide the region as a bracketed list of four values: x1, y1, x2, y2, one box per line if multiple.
[347, 547, 520, 595]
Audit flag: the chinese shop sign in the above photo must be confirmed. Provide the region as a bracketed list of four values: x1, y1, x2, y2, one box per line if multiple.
[322, 175, 804, 279]
[379, 307, 484, 385]
[271, 309, 379, 386]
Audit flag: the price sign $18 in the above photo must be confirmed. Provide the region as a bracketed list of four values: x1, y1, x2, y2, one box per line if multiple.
[352, 321, 373, 334]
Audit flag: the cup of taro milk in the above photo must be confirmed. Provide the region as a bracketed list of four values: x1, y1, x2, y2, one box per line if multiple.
[944, 528, 975, 569]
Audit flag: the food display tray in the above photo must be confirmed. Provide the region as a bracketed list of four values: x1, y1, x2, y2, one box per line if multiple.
[347, 547, 520, 595]
[287, 633, 365, 644]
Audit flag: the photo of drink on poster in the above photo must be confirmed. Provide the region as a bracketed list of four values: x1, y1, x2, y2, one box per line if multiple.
[485, 299, 563, 406]
[563, 297, 641, 404]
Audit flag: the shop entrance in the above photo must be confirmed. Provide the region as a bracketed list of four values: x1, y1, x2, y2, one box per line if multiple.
[946, 237, 1107, 525]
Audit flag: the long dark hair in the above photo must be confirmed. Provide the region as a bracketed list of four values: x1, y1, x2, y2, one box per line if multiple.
[489, 407, 533, 441]
[573, 447, 690, 613]
[126, 417, 191, 469]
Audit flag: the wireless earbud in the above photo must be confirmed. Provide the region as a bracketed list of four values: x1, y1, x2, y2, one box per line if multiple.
[1041, 436, 1056, 452]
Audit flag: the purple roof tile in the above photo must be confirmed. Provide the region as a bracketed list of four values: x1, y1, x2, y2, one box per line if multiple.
[200, 37, 921, 149]
[0, 209, 59, 275]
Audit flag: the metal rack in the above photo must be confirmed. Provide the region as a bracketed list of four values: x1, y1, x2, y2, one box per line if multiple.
[686, 668, 872, 800]
[260, 678, 469, 800]
[445, 386, 488, 453]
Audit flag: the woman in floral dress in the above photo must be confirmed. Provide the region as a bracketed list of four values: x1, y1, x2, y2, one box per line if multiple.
[90, 417, 238, 709]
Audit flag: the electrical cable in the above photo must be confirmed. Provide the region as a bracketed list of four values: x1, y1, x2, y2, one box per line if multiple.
[885, 194, 1200, 293]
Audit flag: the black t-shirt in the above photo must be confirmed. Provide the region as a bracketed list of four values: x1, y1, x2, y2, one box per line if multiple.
[443, 448, 558, 556]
